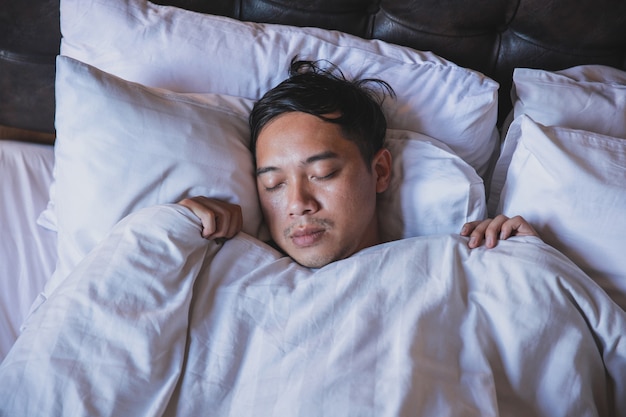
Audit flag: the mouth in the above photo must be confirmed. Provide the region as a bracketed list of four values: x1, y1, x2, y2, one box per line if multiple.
[289, 227, 326, 248]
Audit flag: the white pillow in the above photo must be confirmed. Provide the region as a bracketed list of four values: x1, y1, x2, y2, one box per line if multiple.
[497, 115, 626, 310]
[44, 56, 263, 296]
[489, 65, 626, 215]
[511, 65, 626, 137]
[60, 0, 498, 175]
[380, 129, 486, 242]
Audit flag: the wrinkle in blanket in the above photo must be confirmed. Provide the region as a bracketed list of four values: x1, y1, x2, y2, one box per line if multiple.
[1, 204, 625, 417]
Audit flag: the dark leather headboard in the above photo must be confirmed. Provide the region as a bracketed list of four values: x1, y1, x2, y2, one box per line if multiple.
[0, 0, 59, 135]
[2, 0, 626, 138]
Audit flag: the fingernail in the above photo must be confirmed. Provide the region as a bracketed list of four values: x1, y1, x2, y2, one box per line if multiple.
[469, 237, 477, 247]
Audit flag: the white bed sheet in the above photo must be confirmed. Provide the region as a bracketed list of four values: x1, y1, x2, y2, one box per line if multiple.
[1, 204, 624, 416]
[0, 140, 57, 360]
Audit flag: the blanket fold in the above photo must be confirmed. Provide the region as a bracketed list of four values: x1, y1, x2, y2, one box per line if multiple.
[1, 204, 624, 417]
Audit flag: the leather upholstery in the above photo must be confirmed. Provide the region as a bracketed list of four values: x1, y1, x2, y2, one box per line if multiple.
[1, 0, 625, 134]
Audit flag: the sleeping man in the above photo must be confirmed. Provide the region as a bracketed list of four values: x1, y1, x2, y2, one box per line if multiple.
[179, 58, 539, 265]
[2, 59, 624, 417]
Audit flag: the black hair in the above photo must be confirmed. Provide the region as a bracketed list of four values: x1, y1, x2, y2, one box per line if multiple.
[249, 58, 395, 168]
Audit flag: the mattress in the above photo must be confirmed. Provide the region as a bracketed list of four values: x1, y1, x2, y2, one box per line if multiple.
[0, 140, 57, 359]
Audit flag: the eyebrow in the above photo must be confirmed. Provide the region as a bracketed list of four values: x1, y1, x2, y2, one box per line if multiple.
[256, 151, 339, 176]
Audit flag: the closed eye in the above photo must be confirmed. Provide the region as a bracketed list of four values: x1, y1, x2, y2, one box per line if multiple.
[263, 182, 284, 192]
[312, 170, 337, 181]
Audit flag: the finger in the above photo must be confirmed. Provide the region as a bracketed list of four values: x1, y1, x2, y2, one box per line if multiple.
[500, 215, 537, 239]
[467, 219, 490, 248]
[460, 220, 482, 236]
[177, 197, 244, 240]
[205, 209, 230, 239]
[498, 217, 518, 240]
[468, 216, 509, 248]
[205, 207, 240, 239]
[224, 206, 243, 238]
[178, 197, 218, 238]
[198, 210, 218, 238]
[483, 215, 510, 248]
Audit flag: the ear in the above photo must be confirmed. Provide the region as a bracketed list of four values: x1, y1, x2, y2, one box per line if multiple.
[372, 147, 392, 193]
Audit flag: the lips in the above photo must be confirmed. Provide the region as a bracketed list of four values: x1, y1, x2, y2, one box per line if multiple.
[289, 227, 326, 247]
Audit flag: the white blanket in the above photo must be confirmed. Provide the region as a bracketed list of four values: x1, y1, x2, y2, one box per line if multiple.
[1, 204, 625, 416]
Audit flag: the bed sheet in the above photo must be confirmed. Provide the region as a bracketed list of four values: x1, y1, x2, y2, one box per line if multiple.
[2, 204, 624, 416]
[0, 140, 57, 360]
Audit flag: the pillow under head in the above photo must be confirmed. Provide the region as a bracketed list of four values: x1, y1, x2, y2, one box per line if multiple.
[60, 0, 499, 176]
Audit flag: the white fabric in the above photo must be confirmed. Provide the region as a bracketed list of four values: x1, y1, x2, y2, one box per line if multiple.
[2, 204, 625, 416]
[489, 65, 626, 214]
[497, 115, 626, 309]
[512, 65, 626, 137]
[39, 57, 487, 304]
[380, 129, 486, 242]
[0, 141, 57, 360]
[59, 0, 499, 175]
[44, 56, 263, 297]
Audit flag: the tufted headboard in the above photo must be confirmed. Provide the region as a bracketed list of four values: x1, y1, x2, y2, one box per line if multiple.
[1, 0, 626, 142]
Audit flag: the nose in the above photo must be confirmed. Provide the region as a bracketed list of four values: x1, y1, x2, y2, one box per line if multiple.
[288, 179, 319, 216]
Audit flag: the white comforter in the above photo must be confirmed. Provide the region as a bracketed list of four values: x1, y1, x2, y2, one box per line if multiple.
[1, 204, 624, 416]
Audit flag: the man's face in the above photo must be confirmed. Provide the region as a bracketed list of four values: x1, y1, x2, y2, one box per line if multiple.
[255, 112, 391, 268]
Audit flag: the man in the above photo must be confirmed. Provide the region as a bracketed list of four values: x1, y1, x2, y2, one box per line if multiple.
[4, 62, 622, 417]
[179, 59, 538, 268]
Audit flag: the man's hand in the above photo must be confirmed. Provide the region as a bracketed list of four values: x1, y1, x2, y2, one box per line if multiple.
[178, 196, 243, 240]
[461, 214, 538, 249]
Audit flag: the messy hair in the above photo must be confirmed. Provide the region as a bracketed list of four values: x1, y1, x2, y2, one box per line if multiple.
[249, 58, 395, 167]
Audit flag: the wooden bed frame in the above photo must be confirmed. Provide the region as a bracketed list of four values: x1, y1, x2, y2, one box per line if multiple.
[1, 0, 625, 143]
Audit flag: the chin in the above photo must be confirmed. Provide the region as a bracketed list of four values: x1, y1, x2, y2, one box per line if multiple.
[290, 248, 347, 269]
[296, 259, 330, 269]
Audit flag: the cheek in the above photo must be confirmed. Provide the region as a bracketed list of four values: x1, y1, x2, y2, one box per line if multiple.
[258, 193, 283, 225]
[335, 175, 376, 208]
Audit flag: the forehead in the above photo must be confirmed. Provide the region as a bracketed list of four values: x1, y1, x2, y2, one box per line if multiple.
[255, 112, 355, 164]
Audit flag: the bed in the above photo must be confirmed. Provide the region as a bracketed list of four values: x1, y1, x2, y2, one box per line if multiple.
[1, 0, 625, 415]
